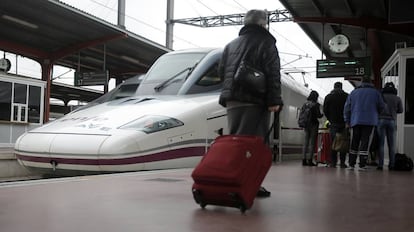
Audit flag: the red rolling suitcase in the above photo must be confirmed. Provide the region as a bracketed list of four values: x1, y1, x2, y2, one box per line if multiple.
[314, 131, 331, 164]
[191, 135, 272, 213]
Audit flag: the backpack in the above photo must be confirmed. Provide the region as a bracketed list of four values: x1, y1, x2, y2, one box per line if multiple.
[298, 101, 314, 128]
[394, 153, 413, 171]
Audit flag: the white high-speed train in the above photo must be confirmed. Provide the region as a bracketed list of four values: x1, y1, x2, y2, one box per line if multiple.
[14, 48, 312, 176]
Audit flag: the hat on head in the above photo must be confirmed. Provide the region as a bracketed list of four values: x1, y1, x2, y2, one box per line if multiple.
[334, 82, 342, 89]
[361, 75, 371, 83]
[244, 9, 267, 26]
[383, 82, 397, 95]
[384, 82, 395, 88]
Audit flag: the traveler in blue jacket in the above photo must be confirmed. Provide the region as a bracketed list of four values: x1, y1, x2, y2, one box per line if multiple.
[343, 76, 385, 170]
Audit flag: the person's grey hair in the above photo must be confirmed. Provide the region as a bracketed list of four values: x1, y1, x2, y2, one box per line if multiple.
[244, 9, 267, 26]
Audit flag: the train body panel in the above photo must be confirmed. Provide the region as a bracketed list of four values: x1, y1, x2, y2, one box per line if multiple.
[15, 48, 312, 176]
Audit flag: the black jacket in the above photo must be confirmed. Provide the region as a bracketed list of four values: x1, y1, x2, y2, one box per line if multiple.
[218, 25, 283, 107]
[309, 101, 324, 126]
[323, 88, 348, 126]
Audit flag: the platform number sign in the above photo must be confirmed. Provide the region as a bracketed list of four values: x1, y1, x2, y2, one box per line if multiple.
[316, 57, 371, 78]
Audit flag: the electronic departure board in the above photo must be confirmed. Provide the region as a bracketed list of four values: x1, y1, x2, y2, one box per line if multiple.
[316, 57, 371, 78]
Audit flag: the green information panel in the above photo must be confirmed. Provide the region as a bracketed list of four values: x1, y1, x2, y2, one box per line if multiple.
[316, 57, 371, 78]
[74, 71, 108, 86]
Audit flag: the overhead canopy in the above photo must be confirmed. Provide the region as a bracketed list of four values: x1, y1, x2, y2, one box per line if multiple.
[280, 0, 414, 86]
[0, 0, 171, 82]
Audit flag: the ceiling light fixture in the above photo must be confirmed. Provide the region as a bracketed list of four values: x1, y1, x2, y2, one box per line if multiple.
[2, 15, 38, 29]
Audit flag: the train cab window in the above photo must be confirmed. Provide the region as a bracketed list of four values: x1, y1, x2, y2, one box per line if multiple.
[187, 63, 223, 94]
[146, 53, 205, 82]
[111, 84, 139, 100]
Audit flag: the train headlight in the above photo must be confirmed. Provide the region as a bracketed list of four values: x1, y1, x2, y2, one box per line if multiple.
[119, 115, 184, 134]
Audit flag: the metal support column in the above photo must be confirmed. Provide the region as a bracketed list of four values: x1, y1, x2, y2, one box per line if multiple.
[41, 60, 53, 123]
[166, 0, 174, 49]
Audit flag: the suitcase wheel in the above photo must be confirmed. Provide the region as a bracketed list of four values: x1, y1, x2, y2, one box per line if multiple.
[239, 205, 247, 213]
[229, 192, 247, 213]
[192, 189, 206, 209]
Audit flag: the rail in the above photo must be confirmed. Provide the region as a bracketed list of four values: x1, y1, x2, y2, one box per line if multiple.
[274, 126, 329, 162]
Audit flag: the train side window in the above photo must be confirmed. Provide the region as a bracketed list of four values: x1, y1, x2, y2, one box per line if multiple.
[187, 63, 223, 94]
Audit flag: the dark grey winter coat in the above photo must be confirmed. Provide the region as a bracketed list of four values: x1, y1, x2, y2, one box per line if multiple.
[218, 25, 283, 108]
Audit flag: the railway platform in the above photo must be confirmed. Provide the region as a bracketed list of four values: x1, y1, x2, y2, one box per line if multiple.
[0, 162, 413, 232]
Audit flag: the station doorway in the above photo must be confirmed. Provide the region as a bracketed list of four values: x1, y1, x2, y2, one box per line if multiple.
[381, 48, 414, 156]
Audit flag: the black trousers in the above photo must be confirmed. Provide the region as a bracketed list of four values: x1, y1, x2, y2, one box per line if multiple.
[349, 125, 375, 167]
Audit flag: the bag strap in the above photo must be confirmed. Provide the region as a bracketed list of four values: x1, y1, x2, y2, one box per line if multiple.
[264, 121, 275, 144]
[264, 110, 279, 144]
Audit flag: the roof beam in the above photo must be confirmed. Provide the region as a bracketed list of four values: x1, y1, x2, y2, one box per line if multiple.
[344, 0, 356, 16]
[0, 39, 49, 60]
[310, 0, 326, 16]
[294, 16, 414, 37]
[51, 33, 128, 61]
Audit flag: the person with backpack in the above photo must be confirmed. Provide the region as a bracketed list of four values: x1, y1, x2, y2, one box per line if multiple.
[300, 90, 323, 166]
[377, 82, 403, 170]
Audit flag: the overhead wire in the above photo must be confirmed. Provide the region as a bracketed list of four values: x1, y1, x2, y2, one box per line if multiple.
[196, 0, 220, 15]
[88, 0, 200, 48]
[225, 1, 314, 72]
[81, 0, 316, 70]
[231, 0, 248, 11]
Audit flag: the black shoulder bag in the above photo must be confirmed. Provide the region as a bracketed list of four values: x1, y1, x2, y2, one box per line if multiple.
[234, 60, 266, 94]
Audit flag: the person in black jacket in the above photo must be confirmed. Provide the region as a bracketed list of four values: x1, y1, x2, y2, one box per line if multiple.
[218, 9, 283, 197]
[323, 82, 349, 168]
[302, 90, 324, 166]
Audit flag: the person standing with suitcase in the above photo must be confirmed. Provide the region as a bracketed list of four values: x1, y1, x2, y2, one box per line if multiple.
[218, 9, 283, 197]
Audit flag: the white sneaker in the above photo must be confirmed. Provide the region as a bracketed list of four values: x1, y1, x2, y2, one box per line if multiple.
[357, 166, 368, 171]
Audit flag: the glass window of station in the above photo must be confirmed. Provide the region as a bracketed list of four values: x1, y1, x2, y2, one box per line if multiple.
[0, 79, 44, 124]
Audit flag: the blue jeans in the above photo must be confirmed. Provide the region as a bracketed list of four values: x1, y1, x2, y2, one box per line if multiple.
[303, 124, 319, 160]
[377, 119, 396, 168]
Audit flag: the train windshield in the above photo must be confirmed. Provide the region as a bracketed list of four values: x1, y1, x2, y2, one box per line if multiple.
[144, 52, 205, 83]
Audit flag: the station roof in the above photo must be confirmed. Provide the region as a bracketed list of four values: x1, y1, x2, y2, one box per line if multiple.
[0, 0, 171, 82]
[50, 82, 103, 104]
[280, 0, 414, 85]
